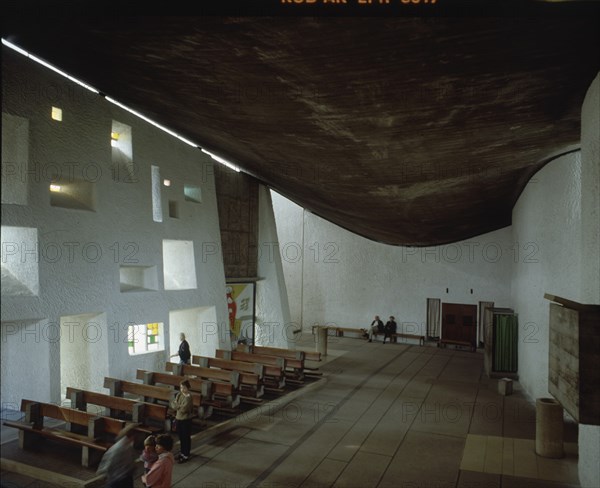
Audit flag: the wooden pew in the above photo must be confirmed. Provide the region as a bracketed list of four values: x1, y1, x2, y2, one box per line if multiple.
[393, 333, 426, 346]
[247, 345, 322, 376]
[65, 387, 168, 432]
[245, 345, 305, 361]
[136, 369, 240, 410]
[303, 350, 322, 362]
[369, 330, 426, 346]
[216, 349, 286, 390]
[192, 355, 265, 399]
[334, 327, 365, 337]
[165, 361, 240, 389]
[103, 377, 212, 419]
[240, 345, 307, 382]
[3, 399, 128, 467]
[438, 338, 475, 352]
[311, 325, 339, 336]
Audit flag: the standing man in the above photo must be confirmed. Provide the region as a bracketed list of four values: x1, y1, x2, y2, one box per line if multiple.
[170, 333, 191, 365]
[383, 316, 397, 344]
[368, 315, 384, 342]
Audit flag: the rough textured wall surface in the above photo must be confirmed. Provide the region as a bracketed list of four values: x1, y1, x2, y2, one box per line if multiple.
[1, 50, 228, 405]
[511, 151, 582, 402]
[579, 73, 600, 488]
[512, 74, 599, 488]
[271, 192, 513, 336]
[255, 186, 292, 349]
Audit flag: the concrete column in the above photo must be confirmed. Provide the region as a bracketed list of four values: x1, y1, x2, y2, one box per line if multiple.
[536, 397, 564, 458]
[315, 327, 328, 357]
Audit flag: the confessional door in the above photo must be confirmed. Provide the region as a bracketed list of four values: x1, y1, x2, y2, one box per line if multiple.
[441, 303, 477, 347]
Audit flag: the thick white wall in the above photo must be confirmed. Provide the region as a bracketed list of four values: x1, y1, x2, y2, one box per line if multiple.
[578, 74, 600, 488]
[1, 49, 229, 405]
[512, 73, 599, 488]
[511, 151, 583, 400]
[255, 186, 293, 348]
[271, 191, 513, 335]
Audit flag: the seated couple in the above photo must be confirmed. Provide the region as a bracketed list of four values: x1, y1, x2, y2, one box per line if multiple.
[364, 315, 397, 343]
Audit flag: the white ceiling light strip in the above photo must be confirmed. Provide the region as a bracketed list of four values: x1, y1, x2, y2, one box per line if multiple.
[201, 149, 240, 173]
[104, 96, 197, 147]
[2, 37, 243, 173]
[2, 39, 99, 94]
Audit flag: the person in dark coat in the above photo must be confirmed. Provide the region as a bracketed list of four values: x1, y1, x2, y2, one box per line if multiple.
[383, 316, 397, 344]
[170, 333, 191, 365]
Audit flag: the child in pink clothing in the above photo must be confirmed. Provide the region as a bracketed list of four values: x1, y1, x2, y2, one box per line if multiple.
[140, 435, 159, 474]
[142, 434, 175, 488]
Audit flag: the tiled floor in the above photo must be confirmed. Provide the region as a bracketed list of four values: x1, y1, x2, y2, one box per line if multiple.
[0, 333, 580, 488]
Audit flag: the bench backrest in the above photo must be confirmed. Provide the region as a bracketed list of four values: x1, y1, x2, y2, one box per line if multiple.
[303, 350, 322, 362]
[192, 355, 263, 385]
[20, 399, 125, 436]
[65, 387, 167, 421]
[136, 369, 234, 397]
[216, 349, 286, 370]
[243, 345, 305, 361]
[103, 377, 202, 407]
[165, 362, 240, 389]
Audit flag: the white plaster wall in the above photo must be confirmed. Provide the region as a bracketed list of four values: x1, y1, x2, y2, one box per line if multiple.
[512, 74, 599, 488]
[270, 192, 305, 329]
[578, 73, 600, 488]
[271, 191, 513, 335]
[255, 186, 293, 348]
[1, 48, 229, 404]
[169, 306, 219, 359]
[511, 151, 583, 401]
[60, 312, 108, 394]
[1, 319, 52, 407]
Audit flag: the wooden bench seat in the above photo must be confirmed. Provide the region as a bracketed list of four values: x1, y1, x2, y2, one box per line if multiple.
[137, 369, 240, 410]
[311, 325, 339, 336]
[334, 327, 365, 337]
[66, 387, 168, 432]
[192, 355, 264, 399]
[438, 338, 475, 352]
[103, 377, 212, 419]
[3, 399, 128, 467]
[216, 349, 287, 390]
[303, 350, 322, 362]
[367, 330, 425, 346]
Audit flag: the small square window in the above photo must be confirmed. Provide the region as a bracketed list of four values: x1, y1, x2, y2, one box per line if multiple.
[184, 185, 202, 203]
[169, 200, 179, 219]
[51, 107, 62, 121]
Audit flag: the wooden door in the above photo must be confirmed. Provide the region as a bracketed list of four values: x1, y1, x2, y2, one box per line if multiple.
[441, 303, 477, 347]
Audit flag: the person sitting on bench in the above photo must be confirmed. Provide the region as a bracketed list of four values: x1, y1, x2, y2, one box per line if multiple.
[368, 315, 384, 342]
[383, 316, 397, 344]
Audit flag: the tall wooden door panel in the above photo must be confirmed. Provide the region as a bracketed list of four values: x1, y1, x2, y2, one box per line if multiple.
[441, 303, 477, 347]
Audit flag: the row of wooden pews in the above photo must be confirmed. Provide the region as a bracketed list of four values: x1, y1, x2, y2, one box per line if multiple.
[192, 355, 265, 400]
[3, 345, 322, 469]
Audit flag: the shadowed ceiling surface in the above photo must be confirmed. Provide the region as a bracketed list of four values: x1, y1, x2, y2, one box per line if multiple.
[3, 14, 599, 245]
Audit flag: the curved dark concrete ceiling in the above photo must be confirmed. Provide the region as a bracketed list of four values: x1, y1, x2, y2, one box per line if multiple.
[3, 15, 599, 245]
